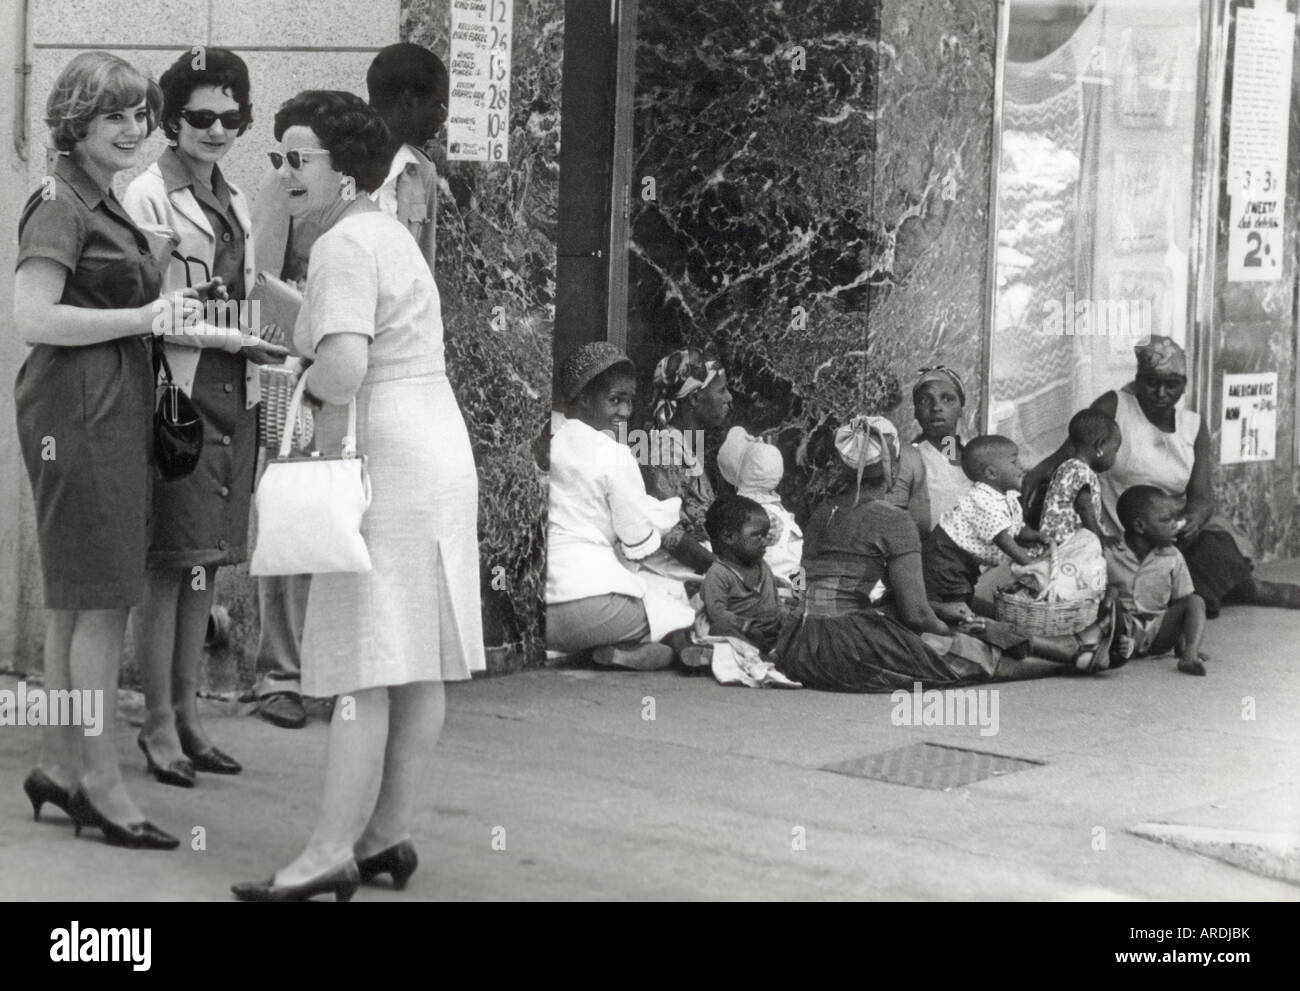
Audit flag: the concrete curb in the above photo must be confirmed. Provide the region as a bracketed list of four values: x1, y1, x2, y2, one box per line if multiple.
[1130, 822, 1300, 887]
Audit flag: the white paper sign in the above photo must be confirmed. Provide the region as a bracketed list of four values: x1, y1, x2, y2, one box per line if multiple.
[1220, 373, 1277, 464]
[447, 0, 512, 163]
[1226, 7, 1294, 281]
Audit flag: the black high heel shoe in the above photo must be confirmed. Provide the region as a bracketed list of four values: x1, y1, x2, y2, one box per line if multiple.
[23, 768, 73, 821]
[178, 726, 242, 775]
[137, 735, 196, 788]
[231, 860, 361, 902]
[356, 841, 418, 890]
[66, 790, 179, 850]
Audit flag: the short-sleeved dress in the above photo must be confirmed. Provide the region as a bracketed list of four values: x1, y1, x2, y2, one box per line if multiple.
[14, 156, 161, 610]
[774, 496, 1005, 693]
[1039, 457, 1100, 545]
[292, 211, 485, 695]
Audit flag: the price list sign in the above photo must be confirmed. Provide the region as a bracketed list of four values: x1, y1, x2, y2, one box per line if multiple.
[1226, 5, 1295, 282]
[447, 0, 512, 163]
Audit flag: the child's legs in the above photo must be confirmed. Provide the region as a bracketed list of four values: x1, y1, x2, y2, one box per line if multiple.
[1145, 596, 1205, 660]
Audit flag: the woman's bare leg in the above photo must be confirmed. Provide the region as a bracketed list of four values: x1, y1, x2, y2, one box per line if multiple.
[354, 681, 446, 860]
[71, 608, 147, 823]
[274, 685, 388, 886]
[172, 571, 217, 751]
[37, 611, 79, 791]
[135, 569, 186, 765]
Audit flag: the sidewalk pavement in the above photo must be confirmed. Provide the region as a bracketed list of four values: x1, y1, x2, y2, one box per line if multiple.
[1, 605, 1298, 901]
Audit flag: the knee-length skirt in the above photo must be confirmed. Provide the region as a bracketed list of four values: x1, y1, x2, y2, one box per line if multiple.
[300, 371, 486, 696]
[14, 338, 153, 610]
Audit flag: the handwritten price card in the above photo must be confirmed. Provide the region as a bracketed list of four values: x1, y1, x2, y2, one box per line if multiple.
[1226, 6, 1294, 282]
[447, 0, 512, 163]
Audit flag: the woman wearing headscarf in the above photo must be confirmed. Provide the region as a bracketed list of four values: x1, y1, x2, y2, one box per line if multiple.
[545, 342, 695, 670]
[886, 365, 973, 535]
[1022, 337, 1298, 615]
[641, 347, 734, 574]
[774, 416, 1106, 692]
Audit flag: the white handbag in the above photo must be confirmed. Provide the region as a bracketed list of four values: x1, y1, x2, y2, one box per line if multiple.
[249, 372, 372, 576]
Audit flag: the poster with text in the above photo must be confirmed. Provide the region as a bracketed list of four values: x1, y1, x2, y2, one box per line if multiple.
[1220, 372, 1277, 464]
[447, 0, 512, 163]
[1226, 6, 1294, 281]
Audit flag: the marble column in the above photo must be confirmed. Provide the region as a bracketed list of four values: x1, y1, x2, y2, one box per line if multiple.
[404, 0, 562, 667]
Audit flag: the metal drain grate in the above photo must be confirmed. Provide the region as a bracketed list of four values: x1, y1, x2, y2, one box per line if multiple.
[822, 742, 1044, 791]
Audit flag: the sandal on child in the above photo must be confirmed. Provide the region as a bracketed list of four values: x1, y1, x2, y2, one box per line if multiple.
[1177, 656, 1207, 676]
[1074, 600, 1117, 675]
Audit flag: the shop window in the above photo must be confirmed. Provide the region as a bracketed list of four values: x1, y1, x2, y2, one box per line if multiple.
[987, 0, 1212, 462]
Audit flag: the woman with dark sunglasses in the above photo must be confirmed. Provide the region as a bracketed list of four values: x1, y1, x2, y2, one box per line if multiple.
[123, 47, 286, 790]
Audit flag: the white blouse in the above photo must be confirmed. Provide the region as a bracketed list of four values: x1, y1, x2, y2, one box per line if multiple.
[546, 414, 681, 605]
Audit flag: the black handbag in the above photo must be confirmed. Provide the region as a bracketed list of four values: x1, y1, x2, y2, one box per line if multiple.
[153, 344, 203, 481]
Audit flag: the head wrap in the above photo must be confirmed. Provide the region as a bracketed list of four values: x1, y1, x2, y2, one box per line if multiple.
[651, 347, 722, 428]
[833, 415, 900, 506]
[558, 341, 635, 404]
[1134, 336, 1187, 377]
[912, 365, 966, 406]
[718, 426, 755, 487]
[736, 441, 785, 503]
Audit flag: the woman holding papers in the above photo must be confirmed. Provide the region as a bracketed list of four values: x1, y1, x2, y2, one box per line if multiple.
[123, 47, 285, 788]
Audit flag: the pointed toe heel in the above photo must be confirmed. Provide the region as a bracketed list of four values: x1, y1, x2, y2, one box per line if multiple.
[137, 736, 197, 788]
[23, 769, 73, 822]
[232, 860, 361, 902]
[66, 790, 179, 850]
[356, 841, 418, 890]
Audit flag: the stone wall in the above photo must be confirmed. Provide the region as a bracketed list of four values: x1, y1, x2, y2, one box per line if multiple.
[626, 0, 995, 518]
[402, 0, 560, 667]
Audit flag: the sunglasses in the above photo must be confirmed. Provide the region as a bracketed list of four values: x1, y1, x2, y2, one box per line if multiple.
[267, 149, 331, 170]
[178, 108, 245, 130]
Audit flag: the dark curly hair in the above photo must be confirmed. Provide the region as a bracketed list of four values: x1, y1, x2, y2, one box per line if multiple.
[705, 494, 765, 549]
[158, 47, 252, 140]
[367, 42, 448, 113]
[273, 90, 391, 194]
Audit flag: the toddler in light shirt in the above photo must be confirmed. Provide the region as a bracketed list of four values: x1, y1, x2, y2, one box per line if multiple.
[922, 434, 1047, 622]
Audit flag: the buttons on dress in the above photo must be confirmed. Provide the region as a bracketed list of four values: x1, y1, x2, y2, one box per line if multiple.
[223, 383, 233, 393]
[218, 538, 228, 550]
[220, 486, 230, 497]
[221, 232, 232, 243]
[221, 435, 231, 446]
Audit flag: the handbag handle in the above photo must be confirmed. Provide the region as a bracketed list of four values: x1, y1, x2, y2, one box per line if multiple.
[279, 371, 357, 460]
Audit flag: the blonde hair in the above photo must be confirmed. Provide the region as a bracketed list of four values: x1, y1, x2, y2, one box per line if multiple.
[46, 51, 162, 152]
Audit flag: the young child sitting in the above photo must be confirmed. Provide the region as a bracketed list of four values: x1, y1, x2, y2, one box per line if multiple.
[1108, 485, 1209, 676]
[733, 435, 804, 599]
[1038, 409, 1123, 550]
[923, 434, 1047, 622]
[701, 495, 788, 654]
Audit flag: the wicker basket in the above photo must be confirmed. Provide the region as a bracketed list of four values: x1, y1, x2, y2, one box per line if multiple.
[257, 366, 314, 452]
[994, 588, 1100, 636]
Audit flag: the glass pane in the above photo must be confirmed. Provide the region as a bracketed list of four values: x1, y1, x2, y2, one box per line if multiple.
[989, 0, 1206, 464]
